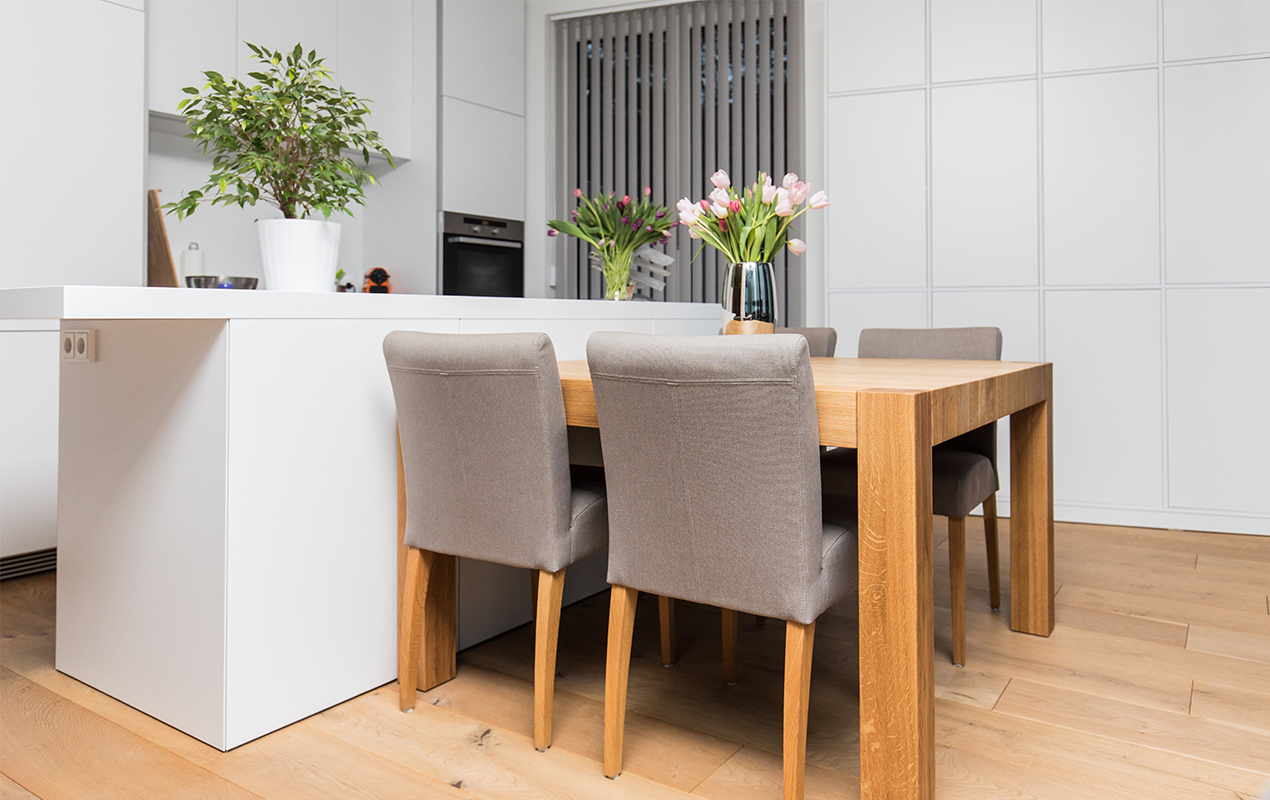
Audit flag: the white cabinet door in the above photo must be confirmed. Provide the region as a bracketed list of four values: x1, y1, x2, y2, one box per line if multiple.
[337, 1, 412, 159]
[441, 96, 526, 221]
[0, 327, 59, 558]
[236, 0, 339, 79]
[147, 0, 237, 114]
[441, 0, 524, 116]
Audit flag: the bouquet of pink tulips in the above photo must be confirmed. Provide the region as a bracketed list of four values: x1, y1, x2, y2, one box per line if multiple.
[676, 170, 828, 264]
[548, 187, 677, 299]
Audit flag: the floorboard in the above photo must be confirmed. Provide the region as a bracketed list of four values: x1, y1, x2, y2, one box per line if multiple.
[1, 520, 1268, 800]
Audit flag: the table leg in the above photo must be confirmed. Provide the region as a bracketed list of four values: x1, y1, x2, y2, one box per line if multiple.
[856, 390, 935, 800]
[397, 436, 457, 692]
[1008, 387, 1055, 636]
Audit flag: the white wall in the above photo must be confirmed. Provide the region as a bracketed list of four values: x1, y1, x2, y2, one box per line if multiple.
[147, 0, 438, 294]
[0, 0, 146, 289]
[818, 0, 1270, 535]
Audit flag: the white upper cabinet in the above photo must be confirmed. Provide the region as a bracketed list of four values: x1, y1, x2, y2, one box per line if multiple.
[1164, 0, 1270, 61]
[236, 1, 339, 78]
[931, 0, 1037, 83]
[148, 1, 237, 115]
[337, 1, 413, 159]
[148, 1, 414, 158]
[441, 0, 525, 116]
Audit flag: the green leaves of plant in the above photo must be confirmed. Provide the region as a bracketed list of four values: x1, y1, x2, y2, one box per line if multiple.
[161, 42, 395, 221]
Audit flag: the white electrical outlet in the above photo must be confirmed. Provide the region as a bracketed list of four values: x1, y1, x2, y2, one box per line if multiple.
[63, 329, 97, 362]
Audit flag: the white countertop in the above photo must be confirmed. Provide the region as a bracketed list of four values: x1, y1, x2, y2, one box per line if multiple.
[0, 286, 723, 322]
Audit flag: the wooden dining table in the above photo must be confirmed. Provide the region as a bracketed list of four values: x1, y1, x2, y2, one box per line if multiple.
[400, 356, 1054, 800]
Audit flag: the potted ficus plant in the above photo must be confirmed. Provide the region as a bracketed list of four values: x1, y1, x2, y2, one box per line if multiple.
[165, 43, 394, 292]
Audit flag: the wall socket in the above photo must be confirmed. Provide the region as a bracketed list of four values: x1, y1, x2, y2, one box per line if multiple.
[61, 330, 97, 363]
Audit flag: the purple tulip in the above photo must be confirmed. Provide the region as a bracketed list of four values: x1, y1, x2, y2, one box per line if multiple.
[633, 218, 642, 227]
[655, 211, 665, 218]
[622, 216, 629, 223]
[646, 225, 654, 232]
[547, 229, 558, 237]
[719, 218, 728, 232]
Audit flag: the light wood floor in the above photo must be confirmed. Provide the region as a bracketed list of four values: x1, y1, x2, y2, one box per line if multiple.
[3, 519, 1269, 799]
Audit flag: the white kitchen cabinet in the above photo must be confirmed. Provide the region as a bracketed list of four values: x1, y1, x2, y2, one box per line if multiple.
[441, 96, 526, 221]
[0, 323, 59, 559]
[441, 0, 525, 116]
[236, 0, 339, 79]
[147, 0, 237, 115]
[337, 1, 413, 159]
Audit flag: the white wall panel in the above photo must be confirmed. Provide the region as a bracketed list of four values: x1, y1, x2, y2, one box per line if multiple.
[1164, 59, 1270, 284]
[148, 1, 237, 115]
[237, 1, 339, 78]
[1167, 288, 1270, 514]
[1163, 0, 1270, 61]
[441, 96, 527, 220]
[827, 91, 928, 289]
[1041, 0, 1157, 73]
[441, 0, 526, 116]
[932, 290, 1040, 361]
[932, 81, 1038, 287]
[338, 1, 413, 159]
[931, 0, 1036, 83]
[827, 291, 928, 357]
[826, 0, 925, 91]
[1043, 70, 1159, 286]
[1046, 290, 1163, 507]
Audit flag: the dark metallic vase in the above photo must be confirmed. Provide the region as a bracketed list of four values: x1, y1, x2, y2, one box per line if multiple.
[721, 261, 777, 334]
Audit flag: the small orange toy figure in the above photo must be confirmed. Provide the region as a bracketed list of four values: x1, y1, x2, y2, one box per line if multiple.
[363, 268, 391, 294]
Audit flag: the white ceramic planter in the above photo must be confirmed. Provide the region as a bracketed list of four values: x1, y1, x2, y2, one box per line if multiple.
[257, 219, 342, 292]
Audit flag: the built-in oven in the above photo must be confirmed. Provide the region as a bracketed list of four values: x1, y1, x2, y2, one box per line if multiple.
[441, 212, 524, 297]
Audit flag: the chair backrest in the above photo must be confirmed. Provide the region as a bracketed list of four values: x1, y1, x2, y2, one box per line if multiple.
[587, 332, 826, 622]
[383, 331, 571, 568]
[776, 326, 838, 358]
[858, 327, 1002, 463]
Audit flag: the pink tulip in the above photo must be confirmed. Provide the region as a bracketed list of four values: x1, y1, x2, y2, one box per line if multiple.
[574, 188, 583, 198]
[761, 182, 778, 204]
[689, 229, 701, 239]
[729, 199, 742, 214]
[677, 197, 695, 213]
[774, 188, 794, 217]
[808, 191, 830, 209]
[700, 199, 711, 211]
[645, 186, 652, 196]
[719, 218, 728, 232]
[709, 187, 730, 206]
[782, 173, 799, 190]
[787, 237, 807, 255]
[711, 202, 729, 218]
[710, 169, 730, 189]
[622, 195, 631, 206]
[791, 181, 811, 205]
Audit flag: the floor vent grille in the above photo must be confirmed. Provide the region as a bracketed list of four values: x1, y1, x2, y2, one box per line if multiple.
[1, 548, 56, 581]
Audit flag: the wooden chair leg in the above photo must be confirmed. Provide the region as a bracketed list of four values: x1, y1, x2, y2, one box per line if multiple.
[533, 568, 566, 751]
[604, 585, 639, 778]
[658, 595, 675, 667]
[983, 494, 1001, 611]
[722, 608, 739, 684]
[783, 620, 815, 800]
[949, 516, 967, 668]
[398, 546, 429, 711]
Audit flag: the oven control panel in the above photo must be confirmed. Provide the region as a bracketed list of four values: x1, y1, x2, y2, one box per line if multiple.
[442, 212, 525, 242]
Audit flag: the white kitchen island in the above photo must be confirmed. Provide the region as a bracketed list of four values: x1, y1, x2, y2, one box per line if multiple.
[0, 286, 722, 750]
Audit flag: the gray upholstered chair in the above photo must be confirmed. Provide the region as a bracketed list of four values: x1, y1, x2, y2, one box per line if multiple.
[775, 326, 838, 358]
[384, 331, 609, 751]
[821, 326, 1002, 667]
[588, 331, 858, 800]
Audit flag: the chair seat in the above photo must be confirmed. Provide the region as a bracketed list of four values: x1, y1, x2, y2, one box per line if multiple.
[819, 493, 860, 616]
[820, 447, 997, 519]
[567, 465, 609, 564]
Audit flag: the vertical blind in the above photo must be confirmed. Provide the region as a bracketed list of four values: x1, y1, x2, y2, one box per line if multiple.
[553, 0, 804, 324]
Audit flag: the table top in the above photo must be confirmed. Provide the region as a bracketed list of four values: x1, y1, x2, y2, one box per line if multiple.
[559, 357, 1051, 448]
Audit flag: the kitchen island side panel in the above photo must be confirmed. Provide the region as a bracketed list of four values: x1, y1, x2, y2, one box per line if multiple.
[223, 317, 458, 748]
[55, 319, 230, 748]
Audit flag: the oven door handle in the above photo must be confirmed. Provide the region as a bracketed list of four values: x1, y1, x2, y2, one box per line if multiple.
[447, 236, 523, 249]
